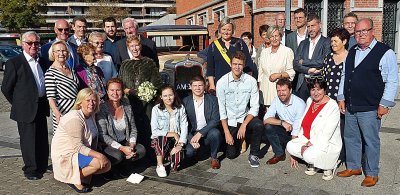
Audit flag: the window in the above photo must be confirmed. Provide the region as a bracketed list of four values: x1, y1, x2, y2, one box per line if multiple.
[187, 16, 194, 25]
[198, 13, 208, 27]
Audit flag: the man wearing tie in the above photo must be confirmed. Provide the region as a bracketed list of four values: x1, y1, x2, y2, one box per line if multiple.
[1, 31, 50, 180]
[41, 19, 79, 70]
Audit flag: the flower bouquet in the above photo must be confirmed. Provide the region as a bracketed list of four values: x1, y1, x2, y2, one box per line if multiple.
[137, 81, 157, 103]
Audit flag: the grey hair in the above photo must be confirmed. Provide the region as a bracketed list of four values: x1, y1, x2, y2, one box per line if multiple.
[88, 31, 106, 42]
[218, 17, 235, 33]
[267, 25, 282, 38]
[122, 17, 138, 29]
[21, 31, 40, 42]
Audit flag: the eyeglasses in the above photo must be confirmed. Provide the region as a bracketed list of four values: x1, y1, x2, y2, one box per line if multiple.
[91, 41, 104, 46]
[53, 50, 68, 54]
[24, 41, 40, 46]
[305, 74, 325, 83]
[355, 28, 372, 35]
[57, 28, 69, 32]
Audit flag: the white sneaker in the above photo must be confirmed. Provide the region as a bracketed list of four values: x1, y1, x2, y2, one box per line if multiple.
[156, 165, 167, 178]
[305, 164, 318, 176]
[322, 170, 334, 181]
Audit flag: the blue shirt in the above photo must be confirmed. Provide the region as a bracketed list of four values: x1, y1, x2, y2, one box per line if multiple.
[216, 72, 259, 127]
[337, 39, 398, 107]
[264, 94, 306, 136]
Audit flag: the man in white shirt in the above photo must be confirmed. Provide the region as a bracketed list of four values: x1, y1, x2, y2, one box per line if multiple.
[183, 76, 222, 169]
[68, 16, 87, 46]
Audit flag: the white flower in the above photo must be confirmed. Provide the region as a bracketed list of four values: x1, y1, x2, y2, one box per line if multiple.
[137, 81, 157, 102]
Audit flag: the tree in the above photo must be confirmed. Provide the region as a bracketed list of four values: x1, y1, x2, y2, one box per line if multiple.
[0, 0, 48, 32]
[86, 0, 131, 28]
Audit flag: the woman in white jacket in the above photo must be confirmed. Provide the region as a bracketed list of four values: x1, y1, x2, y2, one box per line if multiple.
[287, 77, 342, 181]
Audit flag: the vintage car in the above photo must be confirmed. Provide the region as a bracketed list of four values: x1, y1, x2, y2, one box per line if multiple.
[139, 25, 209, 98]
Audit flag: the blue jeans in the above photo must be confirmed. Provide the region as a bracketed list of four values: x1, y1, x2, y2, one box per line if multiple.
[344, 110, 381, 176]
[264, 124, 291, 156]
[185, 128, 222, 159]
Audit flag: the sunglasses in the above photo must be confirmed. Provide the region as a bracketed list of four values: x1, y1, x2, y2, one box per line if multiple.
[24, 41, 40, 46]
[305, 74, 325, 83]
[57, 28, 69, 32]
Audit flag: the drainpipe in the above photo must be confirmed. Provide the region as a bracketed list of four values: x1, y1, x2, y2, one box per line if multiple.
[285, 0, 291, 31]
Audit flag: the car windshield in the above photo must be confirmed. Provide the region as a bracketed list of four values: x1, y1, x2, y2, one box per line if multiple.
[0, 48, 19, 58]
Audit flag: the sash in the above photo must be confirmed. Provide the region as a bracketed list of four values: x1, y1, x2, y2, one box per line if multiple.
[213, 40, 230, 65]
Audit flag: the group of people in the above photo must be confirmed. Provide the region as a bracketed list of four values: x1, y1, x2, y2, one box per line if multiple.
[0, 9, 398, 194]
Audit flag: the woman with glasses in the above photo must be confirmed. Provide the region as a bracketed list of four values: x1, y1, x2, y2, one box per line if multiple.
[286, 78, 342, 181]
[89, 32, 117, 85]
[258, 25, 295, 107]
[45, 40, 80, 132]
[76, 43, 107, 100]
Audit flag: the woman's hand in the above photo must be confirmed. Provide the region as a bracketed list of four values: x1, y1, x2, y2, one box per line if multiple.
[97, 153, 110, 169]
[170, 144, 182, 155]
[54, 110, 62, 123]
[290, 155, 298, 169]
[301, 145, 308, 156]
[120, 146, 134, 157]
[269, 73, 281, 82]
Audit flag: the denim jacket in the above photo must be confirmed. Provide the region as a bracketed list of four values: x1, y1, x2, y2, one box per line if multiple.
[150, 104, 188, 144]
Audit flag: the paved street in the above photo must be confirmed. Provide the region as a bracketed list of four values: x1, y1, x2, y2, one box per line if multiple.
[0, 71, 399, 194]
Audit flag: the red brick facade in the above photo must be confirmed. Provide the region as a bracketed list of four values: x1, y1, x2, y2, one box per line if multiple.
[175, 0, 399, 57]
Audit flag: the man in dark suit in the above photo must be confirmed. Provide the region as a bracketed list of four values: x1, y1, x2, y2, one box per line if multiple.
[40, 19, 79, 70]
[115, 17, 159, 68]
[103, 17, 120, 66]
[68, 16, 88, 46]
[1, 31, 50, 180]
[183, 76, 222, 169]
[293, 14, 331, 101]
[275, 12, 292, 46]
[286, 8, 308, 90]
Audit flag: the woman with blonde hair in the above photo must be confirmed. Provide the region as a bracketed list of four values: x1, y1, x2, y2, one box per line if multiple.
[45, 40, 80, 132]
[51, 88, 111, 193]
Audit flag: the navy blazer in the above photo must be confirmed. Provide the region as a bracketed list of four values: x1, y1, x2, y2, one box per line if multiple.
[293, 35, 331, 91]
[1, 54, 50, 123]
[40, 39, 79, 70]
[182, 94, 220, 136]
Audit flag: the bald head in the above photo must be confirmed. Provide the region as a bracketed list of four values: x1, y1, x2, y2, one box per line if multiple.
[275, 13, 286, 29]
[54, 19, 70, 41]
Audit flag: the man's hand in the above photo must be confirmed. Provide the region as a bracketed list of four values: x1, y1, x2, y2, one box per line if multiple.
[281, 121, 293, 132]
[237, 123, 247, 140]
[290, 155, 298, 169]
[269, 73, 281, 82]
[299, 59, 304, 64]
[225, 132, 234, 145]
[338, 101, 346, 114]
[120, 146, 133, 157]
[377, 105, 390, 119]
[190, 133, 202, 149]
[308, 68, 321, 75]
[301, 145, 309, 156]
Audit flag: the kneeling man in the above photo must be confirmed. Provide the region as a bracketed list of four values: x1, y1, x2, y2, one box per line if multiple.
[183, 75, 222, 169]
[263, 78, 306, 165]
[216, 51, 264, 167]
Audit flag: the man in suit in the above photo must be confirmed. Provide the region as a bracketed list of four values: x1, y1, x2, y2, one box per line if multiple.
[342, 12, 358, 49]
[336, 18, 398, 187]
[103, 17, 120, 65]
[115, 17, 159, 68]
[68, 16, 87, 46]
[183, 76, 222, 169]
[275, 12, 292, 46]
[293, 14, 331, 101]
[286, 8, 308, 53]
[40, 19, 79, 70]
[1, 31, 50, 180]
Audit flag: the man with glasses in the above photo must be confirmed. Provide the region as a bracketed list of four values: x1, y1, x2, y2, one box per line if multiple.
[293, 14, 331, 102]
[40, 19, 79, 70]
[216, 51, 264, 168]
[68, 16, 87, 46]
[2, 31, 50, 180]
[336, 18, 398, 187]
[342, 12, 358, 49]
[275, 13, 292, 46]
[115, 17, 158, 68]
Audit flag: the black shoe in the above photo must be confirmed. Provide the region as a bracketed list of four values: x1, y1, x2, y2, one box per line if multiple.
[67, 184, 92, 193]
[24, 173, 43, 180]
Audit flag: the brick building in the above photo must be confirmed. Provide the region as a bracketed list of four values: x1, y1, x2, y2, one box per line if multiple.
[175, 0, 400, 62]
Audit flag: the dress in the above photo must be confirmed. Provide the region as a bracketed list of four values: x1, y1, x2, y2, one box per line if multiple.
[322, 53, 343, 100]
[258, 45, 295, 105]
[45, 67, 79, 131]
